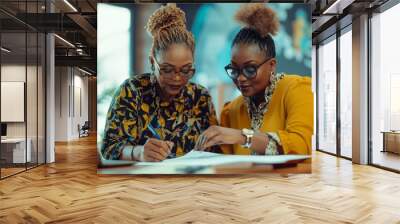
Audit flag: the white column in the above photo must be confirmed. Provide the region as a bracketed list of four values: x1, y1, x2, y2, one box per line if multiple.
[45, 1, 56, 163]
[352, 14, 369, 164]
[46, 33, 55, 163]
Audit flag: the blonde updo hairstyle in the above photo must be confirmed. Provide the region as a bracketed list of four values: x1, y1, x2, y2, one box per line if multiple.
[233, 3, 279, 58]
[146, 3, 195, 59]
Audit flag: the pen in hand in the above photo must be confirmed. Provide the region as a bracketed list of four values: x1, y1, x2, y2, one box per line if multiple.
[147, 122, 174, 158]
[147, 123, 161, 139]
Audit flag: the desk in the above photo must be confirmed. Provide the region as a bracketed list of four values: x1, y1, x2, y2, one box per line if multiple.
[381, 131, 400, 154]
[1, 138, 31, 163]
[213, 160, 311, 174]
[97, 158, 311, 175]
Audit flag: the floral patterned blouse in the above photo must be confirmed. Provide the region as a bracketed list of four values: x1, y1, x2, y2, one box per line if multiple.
[101, 73, 220, 160]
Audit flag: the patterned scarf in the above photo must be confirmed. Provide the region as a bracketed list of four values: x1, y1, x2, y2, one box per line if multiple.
[244, 72, 285, 130]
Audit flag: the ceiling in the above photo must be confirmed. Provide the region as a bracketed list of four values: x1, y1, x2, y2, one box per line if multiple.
[0, 0, 101, 74]
[309, 0, 389, 43]
[0, 0, 394, 75]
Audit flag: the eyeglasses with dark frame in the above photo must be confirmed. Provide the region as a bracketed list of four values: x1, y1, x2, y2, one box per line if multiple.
[154, 58, 196, 79]
[224, 57, 273, 80]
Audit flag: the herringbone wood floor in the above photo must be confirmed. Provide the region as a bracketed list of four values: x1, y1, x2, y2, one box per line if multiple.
[1, 135, 400, 224]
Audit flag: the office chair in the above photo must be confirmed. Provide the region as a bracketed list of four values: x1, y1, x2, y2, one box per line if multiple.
[78, 121, 90, 138]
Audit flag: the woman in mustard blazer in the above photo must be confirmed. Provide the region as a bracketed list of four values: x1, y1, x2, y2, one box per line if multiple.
[197, 4, 313, 155]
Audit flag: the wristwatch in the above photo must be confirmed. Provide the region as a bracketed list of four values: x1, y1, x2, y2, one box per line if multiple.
[241, 128, 254, 148]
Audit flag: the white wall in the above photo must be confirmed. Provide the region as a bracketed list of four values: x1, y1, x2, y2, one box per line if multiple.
[55, 67, 89, 141]
[1, 65, 41, 137]
[1, 65, 27, 139]
[55, 67, 69, 141]
[74, 73, 89, 136]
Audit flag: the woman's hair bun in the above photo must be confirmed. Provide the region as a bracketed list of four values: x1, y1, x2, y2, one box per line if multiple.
[146, 3, 187, 37]
[235, 3, 279, 37]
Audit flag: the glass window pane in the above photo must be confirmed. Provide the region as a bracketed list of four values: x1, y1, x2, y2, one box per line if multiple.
[340, 29, 352, 158]
[371, 3, 400, 171]
[1, 1, 46, 179]
[318, 37, 337, 154]
[1, 31, 28, 177]
[27, 31, 38, 169]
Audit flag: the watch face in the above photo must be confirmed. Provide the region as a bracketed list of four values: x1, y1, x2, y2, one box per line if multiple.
[243, 129, 254, 135]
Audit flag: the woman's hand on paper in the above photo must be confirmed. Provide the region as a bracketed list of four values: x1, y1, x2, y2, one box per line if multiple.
[143, 138, 174, 162]
[196, 126, 245, 150]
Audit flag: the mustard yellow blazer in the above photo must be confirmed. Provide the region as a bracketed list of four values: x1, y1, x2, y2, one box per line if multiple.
[220, 74, 313, 155]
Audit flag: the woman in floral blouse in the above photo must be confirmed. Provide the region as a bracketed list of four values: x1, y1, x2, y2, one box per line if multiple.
[101, 4, 219, 161]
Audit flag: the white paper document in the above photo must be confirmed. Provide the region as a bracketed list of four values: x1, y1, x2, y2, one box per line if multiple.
[135, 151, 310, 167]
